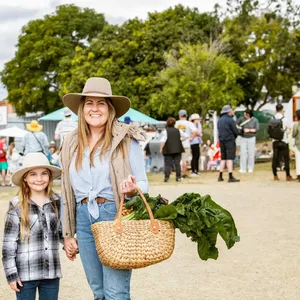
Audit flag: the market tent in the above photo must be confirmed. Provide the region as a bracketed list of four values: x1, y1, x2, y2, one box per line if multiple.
[39, 107, 78, 121]
[118, 108, 158, 123]
[39, 107, 158, 123]
[0, 126, 28, 138]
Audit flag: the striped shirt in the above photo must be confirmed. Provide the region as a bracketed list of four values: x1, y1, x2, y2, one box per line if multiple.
[22, 132, 49, 155]
[69, 139, 148, 220]
[2, 195, 63, 283]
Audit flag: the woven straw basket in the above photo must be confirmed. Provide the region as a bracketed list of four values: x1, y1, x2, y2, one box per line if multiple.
[91, 187, 175, 269]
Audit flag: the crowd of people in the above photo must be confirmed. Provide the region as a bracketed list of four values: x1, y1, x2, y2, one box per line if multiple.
[157, 104, 300, 183]
[0, 107, 78, 186]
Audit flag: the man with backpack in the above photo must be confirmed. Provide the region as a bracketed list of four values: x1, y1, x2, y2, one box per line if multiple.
[268, 104, 293, 181]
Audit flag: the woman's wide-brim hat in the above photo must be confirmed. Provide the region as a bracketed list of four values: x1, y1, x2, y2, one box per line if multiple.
[63, 77, 131, 118]
[11, 153, 61, 186]
[26, 120, 43, 132]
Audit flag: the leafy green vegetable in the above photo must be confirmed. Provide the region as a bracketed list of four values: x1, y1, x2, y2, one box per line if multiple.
[122, 192, 240, 261]
[154, 205, 177, 220]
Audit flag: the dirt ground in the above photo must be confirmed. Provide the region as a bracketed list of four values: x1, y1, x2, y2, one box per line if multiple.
[0, 169, 299, 300]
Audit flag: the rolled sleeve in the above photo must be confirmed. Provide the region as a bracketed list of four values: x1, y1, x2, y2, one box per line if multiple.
[2, 207, 20, 283]
[129, 140, 149, 194]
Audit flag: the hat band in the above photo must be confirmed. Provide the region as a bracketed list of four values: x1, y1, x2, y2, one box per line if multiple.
[83, 91, 110, 95]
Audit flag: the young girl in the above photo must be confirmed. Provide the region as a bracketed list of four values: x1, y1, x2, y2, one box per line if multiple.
[2, 152, 63, 300]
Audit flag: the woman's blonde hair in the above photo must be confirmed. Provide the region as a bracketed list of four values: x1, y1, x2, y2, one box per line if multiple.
[75, 97, 125, 171]
[16, 169, 58, 241]
[8, 142, 15, 156]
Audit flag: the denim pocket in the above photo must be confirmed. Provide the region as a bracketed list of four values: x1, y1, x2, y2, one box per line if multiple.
[101, 202, 117, 215]
[100, 202, 117, 222]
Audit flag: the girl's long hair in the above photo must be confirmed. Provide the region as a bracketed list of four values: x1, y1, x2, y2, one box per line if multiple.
[17, 169, 58, 241]
[75, 97, 125, 171]
[8, 142, 15, 156]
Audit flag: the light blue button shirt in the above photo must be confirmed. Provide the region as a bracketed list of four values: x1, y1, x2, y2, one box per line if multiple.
[69, 139, 148, 219]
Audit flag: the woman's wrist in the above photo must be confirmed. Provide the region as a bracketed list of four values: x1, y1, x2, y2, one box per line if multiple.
[125, 188, 137, 197]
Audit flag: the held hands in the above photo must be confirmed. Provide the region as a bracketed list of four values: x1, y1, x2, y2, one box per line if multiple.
[9, 280, 23, 292]
[64, 237, 79, 261]
[120, 175, 137, 197]
[244, 128, 255, 133]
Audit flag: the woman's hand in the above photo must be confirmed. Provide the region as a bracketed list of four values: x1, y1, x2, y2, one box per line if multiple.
[9, 280, 23, 292]
[120, 175, 137, 197]
[64, 237, 78, 261]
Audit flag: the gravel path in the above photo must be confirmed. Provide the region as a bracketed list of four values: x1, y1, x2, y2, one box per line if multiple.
[0, 176, 299, 300]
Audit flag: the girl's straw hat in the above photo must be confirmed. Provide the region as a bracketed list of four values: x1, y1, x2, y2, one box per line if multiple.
[11, 153, 61, 186]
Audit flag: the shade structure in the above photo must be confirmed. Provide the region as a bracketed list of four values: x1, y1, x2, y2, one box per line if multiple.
[118, 108, 158, 123]
[39, 107, 78, 121]
[39, 107, 158, 123]
[0, 126, 28, 138]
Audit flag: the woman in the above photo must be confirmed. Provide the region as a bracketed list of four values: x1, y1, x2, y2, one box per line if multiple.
[2, 153, 62, 300]
[189, 113, 202, 176]
[160, 117, 187, 182]
[292, 109, 300, 182]
[7, 142, 20, 185]
[60, 77, 148, 299]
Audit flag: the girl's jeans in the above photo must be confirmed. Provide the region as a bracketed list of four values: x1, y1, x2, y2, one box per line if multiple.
[76, 202, 131, 300]
[16, 278, 59, 300]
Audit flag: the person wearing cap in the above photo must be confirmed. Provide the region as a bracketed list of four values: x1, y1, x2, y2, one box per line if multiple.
[237, 109, 259, 173]
[175, 109, 197, 178]
[60, 77, 148, 299]
[21, 120, 49, 155]
[124, 116, 132, 124]
[2, 153, 63, 300]
[217, 105, 240, 182]
[54, 107, 78, 145]
[189, 113, 202, 176]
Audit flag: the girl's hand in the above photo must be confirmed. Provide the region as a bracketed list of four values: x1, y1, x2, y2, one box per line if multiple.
[120, 175, 137, 197]
[64, 237, 78, 261]
[9, 280, 23, 292]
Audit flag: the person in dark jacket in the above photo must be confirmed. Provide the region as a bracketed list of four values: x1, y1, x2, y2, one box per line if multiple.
[160, 117, 187, 182]
[217, 105, 240, 183]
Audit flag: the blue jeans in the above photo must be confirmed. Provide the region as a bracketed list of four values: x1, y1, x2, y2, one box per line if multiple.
[16, 278, 59, 300]
[76, 202, 131, 300]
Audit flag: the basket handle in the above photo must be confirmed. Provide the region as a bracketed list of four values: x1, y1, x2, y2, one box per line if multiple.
[113, 186, 160, 234]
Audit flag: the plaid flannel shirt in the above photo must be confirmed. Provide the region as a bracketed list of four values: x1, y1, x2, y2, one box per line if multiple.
[2, 195, 63, 283]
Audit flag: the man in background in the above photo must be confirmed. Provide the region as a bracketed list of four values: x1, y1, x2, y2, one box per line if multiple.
[217, 105, 240, 183]
[175, 109, 197, 178]
[55, 107, 78, 145]
[271, 104, 293, 181]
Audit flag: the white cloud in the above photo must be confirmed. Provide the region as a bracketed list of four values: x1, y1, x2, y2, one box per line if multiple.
[0, 0, 227, 100]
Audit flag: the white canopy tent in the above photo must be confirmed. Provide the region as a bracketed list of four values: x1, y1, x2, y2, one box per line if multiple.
[0, 126, 28, 138]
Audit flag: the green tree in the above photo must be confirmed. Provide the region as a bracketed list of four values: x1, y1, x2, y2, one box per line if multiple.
[1, 5, 106, 115]
[148, 42, 244, 118]
[222, 0, 300, 110]
[63, 5, 221, 117]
